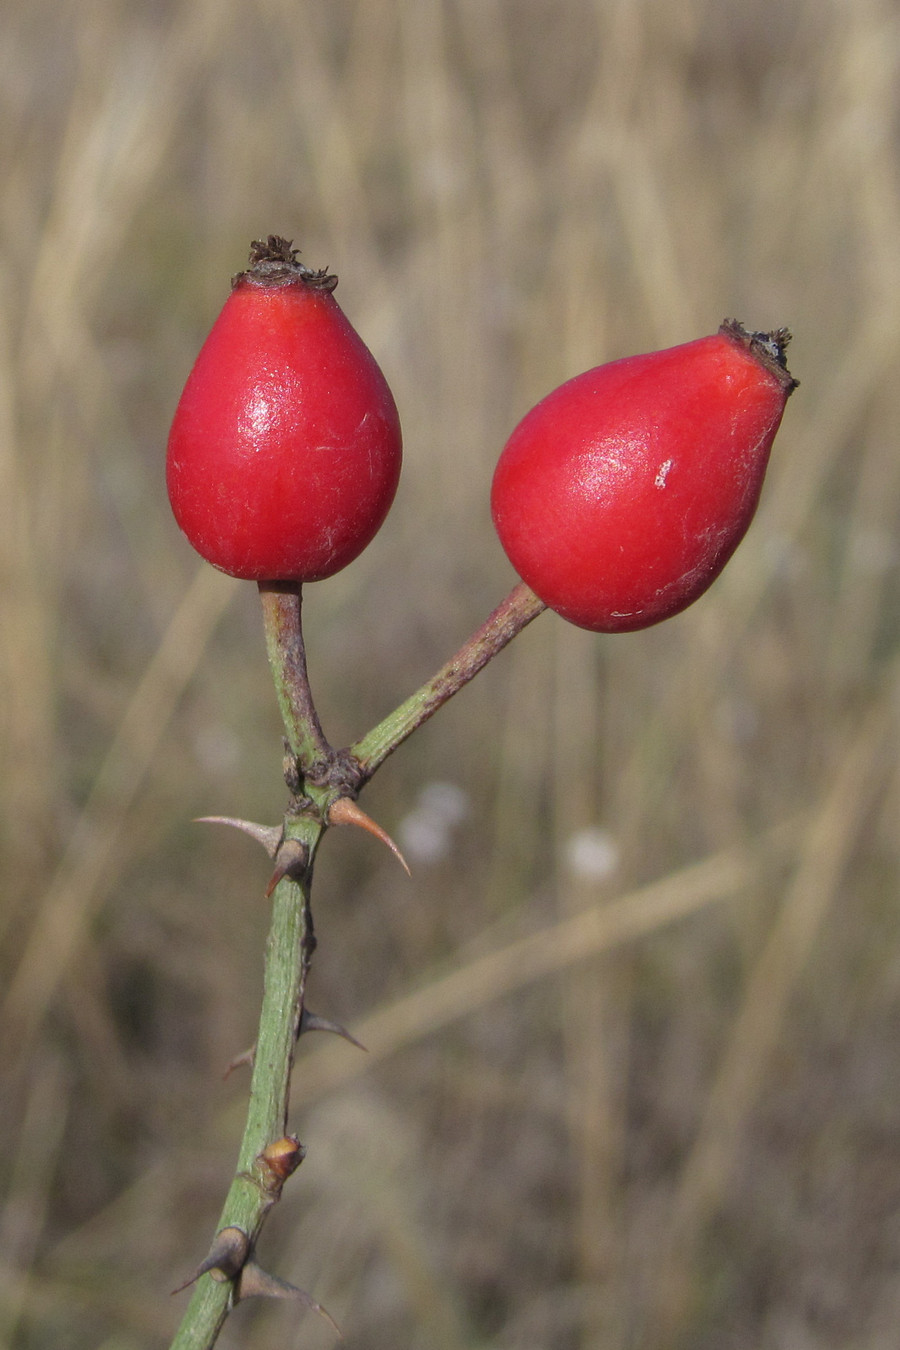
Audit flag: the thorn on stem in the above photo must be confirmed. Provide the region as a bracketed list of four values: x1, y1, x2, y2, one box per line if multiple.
[171, 1226, 250, 1294]
[327, 797, 411, 876]
[237, 1262, 341, 1336]
[300, 1007, 367, 1052]
[195, 817, 283, 858]
[265, 837, 309, 898]
[223, 1045, 255, 1079]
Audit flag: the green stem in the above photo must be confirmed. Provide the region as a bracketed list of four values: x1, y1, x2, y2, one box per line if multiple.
[170, 578, 545, 1347]
[351, 581, 546, 779]
[170, 817, 321, 1349]
[170, 588, 329, 1349]
[258, 581, 332, 771]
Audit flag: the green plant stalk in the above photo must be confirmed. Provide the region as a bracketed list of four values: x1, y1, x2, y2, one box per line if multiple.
[351, 580, 545, 779]
[171, 583, 328, 1350]
[258, 582, 332, 770]
[170, 816, 321, 1349]
[170, 578, 546, 1348]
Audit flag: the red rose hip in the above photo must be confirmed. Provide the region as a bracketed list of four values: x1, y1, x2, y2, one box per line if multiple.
[167, 237, 402, 582]
[491, 321, 797, 633]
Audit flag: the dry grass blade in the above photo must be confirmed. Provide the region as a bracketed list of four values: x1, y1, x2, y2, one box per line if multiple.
[296, 824, 798, 1103]
[642, 687, 897, 1348]
[0, 1052, 70, 1346]
[1, 566, 235, 1064]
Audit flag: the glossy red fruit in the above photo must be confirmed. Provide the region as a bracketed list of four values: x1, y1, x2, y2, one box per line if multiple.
[491, 321, 797, 633]
[167, 237, 402, 582]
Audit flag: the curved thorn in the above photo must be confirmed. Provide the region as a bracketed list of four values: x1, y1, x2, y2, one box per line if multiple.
[171, 1226, 249, 1294]
[327, 797, 411, 876]
[195, 817, 283, 858]
[224, 1044, 256, 1079]
[237, 1261, 341, 1336]
[264, 837, 309, 898]
[300, 1007, 367, 1052]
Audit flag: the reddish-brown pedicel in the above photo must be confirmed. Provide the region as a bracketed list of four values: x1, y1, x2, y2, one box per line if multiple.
[167, 238, 402, 582]
[491, 321, 797, 633]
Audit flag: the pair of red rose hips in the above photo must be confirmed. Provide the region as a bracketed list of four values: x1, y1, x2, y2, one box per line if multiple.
[167, 238, 797, 631]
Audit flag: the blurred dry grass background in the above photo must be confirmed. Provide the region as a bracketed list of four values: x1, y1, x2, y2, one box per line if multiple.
[2, 0, 900, 1346]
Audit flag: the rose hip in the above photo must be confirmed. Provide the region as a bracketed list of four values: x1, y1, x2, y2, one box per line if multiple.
[491, 320, 797, 632]
[167, 237, 402, 582]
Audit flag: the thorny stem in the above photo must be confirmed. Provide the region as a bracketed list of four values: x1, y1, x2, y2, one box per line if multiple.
[171, 585, 328, 1350]
[170, 816, 321, 1349]
[170, 579, 546, 1348]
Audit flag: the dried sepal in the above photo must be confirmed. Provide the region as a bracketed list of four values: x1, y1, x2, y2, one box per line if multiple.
[327, 797, 410, 876]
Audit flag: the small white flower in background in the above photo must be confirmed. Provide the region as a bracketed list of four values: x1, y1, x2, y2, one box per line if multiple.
[564, 827, 619, 881]
[398, 781, 470, 865]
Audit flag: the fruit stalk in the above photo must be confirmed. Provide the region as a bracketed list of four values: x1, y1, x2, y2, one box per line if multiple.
[258, 582, 332, 774]
[350, 580, 546, 779]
